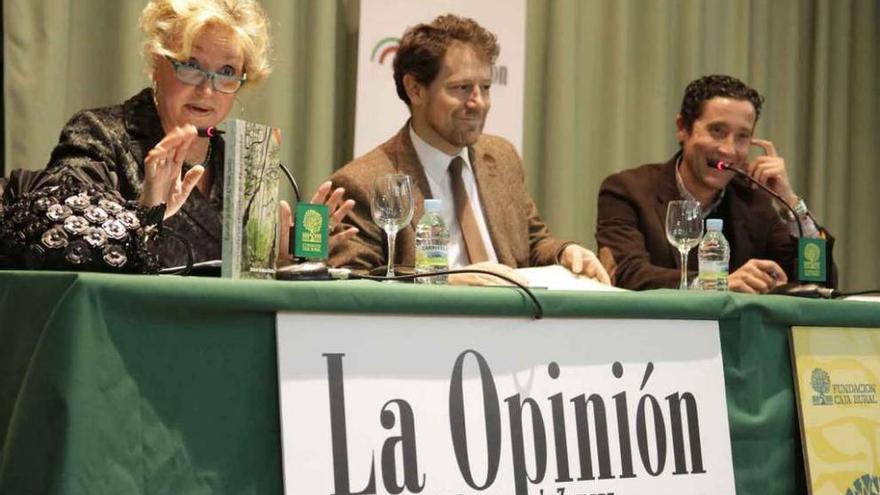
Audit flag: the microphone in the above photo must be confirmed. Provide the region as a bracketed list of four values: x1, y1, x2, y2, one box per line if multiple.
[706, 159, 830, 296]
[196, 126, 225, 138]
[706, 160, 803, 237]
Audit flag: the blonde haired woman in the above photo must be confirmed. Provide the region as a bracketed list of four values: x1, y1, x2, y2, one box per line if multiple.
[44, 0, 355, 269]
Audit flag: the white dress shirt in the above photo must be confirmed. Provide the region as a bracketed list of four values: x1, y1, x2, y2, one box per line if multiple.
[409, 126, 498, 267]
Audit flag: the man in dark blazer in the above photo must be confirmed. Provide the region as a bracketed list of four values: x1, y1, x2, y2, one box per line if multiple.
[329, 14, 609, 284]
[596, 75, 836, 293]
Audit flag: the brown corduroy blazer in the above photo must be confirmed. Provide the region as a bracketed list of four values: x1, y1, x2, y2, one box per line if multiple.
[595, 155, 837, 290]
[328, 125, 571, 272]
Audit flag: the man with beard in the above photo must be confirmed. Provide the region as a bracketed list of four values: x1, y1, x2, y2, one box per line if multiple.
[329, 14, 609, 284]
[595, 74, 836, 293]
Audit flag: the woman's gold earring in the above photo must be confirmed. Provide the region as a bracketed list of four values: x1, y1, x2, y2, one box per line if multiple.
[235, 96, 245, 117]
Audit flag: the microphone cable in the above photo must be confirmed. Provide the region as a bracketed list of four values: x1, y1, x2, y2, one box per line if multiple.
[351, 268, 545, 319]
[712, 161, 804, 237]
[833, 289, 880, 299]
[156, 227, 195, 275]
[770, 282, 880, 299]
[278, 163, 302, 203]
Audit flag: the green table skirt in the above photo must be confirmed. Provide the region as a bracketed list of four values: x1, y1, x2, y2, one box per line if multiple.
[0, 271, 877, 494]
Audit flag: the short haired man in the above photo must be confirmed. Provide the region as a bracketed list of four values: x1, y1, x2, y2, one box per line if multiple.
[596, 74, 836, 293]
[329, 14, 609, 284]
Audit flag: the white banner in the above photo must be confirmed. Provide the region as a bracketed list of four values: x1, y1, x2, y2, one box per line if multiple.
[354, 0, 525, 157]
[277, 314, 735, 494]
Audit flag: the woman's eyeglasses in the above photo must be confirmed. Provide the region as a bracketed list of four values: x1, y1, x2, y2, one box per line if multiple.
[165, 56, 246, 94]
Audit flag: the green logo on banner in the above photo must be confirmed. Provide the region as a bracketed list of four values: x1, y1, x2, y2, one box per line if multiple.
[810, 368, 832, 406]
[294, 203, 328, 260]
[799, 238, 826, 282]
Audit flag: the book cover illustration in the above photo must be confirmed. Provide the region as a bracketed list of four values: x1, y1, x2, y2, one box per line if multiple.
[220, 119, 281, 279]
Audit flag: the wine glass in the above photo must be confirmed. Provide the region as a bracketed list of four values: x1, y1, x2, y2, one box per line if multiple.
[665, 200, 703, 290]
[371, 174, 414, 279]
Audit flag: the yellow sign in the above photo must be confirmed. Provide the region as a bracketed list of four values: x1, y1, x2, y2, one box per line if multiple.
[791, 326, 880, 494]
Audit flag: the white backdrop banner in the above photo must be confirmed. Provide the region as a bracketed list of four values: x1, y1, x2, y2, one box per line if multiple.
[353, 0, 525, 157]
[277, 314, 735, 494]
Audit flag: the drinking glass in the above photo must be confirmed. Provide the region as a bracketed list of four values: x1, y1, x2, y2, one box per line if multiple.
[665, 200, 703, 290]
[371, 174, 414, 279]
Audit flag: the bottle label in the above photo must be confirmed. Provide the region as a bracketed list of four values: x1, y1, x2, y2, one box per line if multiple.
[415, 214, 449, 283]
[699, 261, 728, 283]
[415, 243, 448, 269]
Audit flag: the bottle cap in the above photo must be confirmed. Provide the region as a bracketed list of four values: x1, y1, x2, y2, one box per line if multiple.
[424, 199, 442, 212]
[706, 218, 723, 231]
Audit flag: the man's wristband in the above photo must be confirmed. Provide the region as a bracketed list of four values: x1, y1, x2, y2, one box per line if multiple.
[784, 197, 809, 221]
[793, 197, 809, 217]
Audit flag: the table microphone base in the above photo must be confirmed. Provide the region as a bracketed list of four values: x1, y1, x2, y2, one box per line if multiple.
[276, 261, 331, 281]
[770, 282, 835, 299]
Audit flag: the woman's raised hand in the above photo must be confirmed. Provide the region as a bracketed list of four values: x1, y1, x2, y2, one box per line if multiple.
[139, 124, 204, 219]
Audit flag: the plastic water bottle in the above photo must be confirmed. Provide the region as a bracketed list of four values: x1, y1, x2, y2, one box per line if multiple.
[414, 199, 449, 284]
[698, 219, 730, 291]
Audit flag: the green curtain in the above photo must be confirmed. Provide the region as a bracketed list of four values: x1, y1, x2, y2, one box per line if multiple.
[4, 0, 877, 289]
